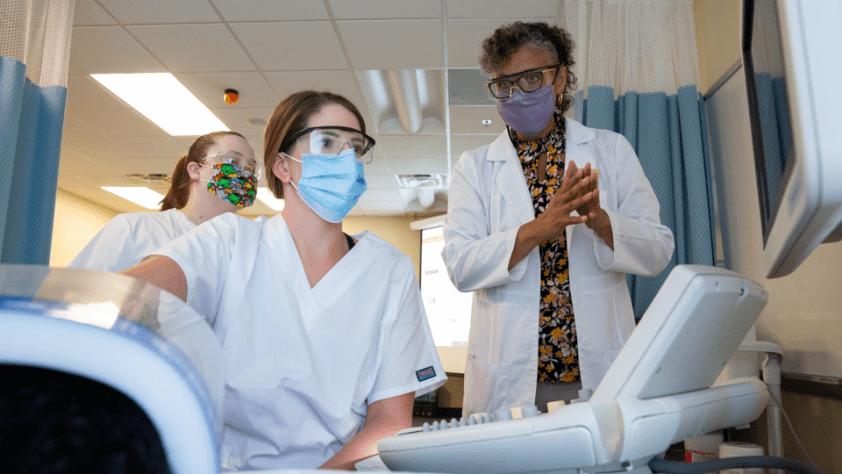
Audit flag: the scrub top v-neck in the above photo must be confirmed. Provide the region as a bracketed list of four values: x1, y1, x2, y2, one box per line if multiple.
[151, 213, 446, 470]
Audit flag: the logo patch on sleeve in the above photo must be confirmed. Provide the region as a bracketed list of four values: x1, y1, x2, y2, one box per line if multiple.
[416, 366, 436, 382]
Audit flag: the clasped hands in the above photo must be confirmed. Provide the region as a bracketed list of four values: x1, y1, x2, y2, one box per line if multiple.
[537, 161, 613, 248]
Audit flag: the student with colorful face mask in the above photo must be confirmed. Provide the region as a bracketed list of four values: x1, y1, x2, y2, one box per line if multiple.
[68, 131, 257, 273]
[121, 90, 446, 471]
[441, 22, 675, 416]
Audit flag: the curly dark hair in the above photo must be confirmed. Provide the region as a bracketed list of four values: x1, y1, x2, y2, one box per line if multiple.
[479, 21, 578, 114]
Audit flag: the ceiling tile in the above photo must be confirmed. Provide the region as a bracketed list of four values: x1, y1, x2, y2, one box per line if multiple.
[208, 107, 276, 137]
[176, 72, 278, 108]
[359, 188, 402, 202]
[58, 149, 103, 177]
[355, 200, 407, 216]
[361, 155, 391, 176]
[143, 156, 185, 175]
[365, 174, 399, 190]
[68, 109, 167, 138]
[81, 172, 143, 188]
[328, 0, 441, 19]
[450, 134, 500, 156]
[387, 156, 450, 175]
[70, 26, 166, 74]
[61, 115, 135, 160]
[449, 105, 504, 134]
[446, 0, 561, 19]
[96, 0, 220, 24]
[74, 0, 117, 26]
[66, 74, 130, 111]
[230, 21, 347, 71]
[262, 70, 365, 110]
[338, 20, 443, 70]
[128, 24, 255, 73]
[214, 0, 328, 21]
[446, 18, 555, 68]
[111, 136, 188, 158]
[377, 135, 447, 157]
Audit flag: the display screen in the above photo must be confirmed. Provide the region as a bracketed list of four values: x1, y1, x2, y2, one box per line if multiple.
[419, 226, 472, 349]
[743, 0, 794, 244]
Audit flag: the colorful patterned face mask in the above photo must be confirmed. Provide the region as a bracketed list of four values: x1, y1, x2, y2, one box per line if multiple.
[204, 162, 256, 208]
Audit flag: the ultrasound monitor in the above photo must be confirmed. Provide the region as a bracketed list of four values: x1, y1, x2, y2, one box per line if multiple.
[742, 0, 842, 278]
[0, 265, 223, 474]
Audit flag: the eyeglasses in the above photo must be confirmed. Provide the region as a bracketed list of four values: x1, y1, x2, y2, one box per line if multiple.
[288, 126, 376, 164]
[204, 151, 261, 179]
[485, 64, 563, 100]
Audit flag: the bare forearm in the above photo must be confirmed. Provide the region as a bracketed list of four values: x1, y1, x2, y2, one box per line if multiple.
[509, 217, 557, 269]
[318, 423, 399, 471]
[121, 255, 188, 301]
[319, 393, 414, 471]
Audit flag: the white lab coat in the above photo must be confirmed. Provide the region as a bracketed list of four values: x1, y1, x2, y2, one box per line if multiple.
[68, 209, 196, 272]
[152, 213, 446, 470]
[442, 117, 674, 416]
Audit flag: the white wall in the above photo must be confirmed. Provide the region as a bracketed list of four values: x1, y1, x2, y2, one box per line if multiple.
[50, 189, 118, 267]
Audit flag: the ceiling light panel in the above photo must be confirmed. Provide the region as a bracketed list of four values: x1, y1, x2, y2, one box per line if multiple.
[102, 186, 164, 210]
[91, 73, 229, 136]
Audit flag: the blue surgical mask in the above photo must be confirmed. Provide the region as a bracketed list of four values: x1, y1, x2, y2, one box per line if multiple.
[283, 148, 367, 223]
[496, 84, 556, 138]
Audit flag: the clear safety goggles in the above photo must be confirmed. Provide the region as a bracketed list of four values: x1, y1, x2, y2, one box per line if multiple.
[203, 150, 261, 179]
[486, 64, 562, 100]
[289, 126, 376, 164]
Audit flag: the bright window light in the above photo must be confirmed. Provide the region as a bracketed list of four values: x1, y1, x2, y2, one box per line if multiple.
[91, 73, 229, 136]
[102, 187, 164, 209]
[258, 188, 285, 211]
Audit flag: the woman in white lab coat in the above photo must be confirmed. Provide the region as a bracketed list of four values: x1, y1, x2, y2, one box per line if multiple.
[122, 91, 446, 471]
[68, 131, 257, 272]
[442, 22, 675, 416]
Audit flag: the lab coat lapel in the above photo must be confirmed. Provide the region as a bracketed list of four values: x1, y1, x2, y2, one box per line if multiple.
[563, 117, 596, 174]
[488, 132, 535, 226]
[563, 118, 597, 269]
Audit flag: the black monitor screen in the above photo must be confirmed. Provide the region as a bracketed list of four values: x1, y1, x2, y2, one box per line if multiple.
[743, 0, 794, 245]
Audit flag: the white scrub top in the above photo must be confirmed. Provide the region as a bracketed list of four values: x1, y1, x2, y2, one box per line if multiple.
[68, 208, 196, 272]
[152, 213, 447, 470]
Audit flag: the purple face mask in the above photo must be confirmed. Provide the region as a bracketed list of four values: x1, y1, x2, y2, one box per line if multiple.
[496, 84, 556, 138]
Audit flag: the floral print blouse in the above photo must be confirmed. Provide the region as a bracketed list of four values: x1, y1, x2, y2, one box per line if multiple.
[510, 114, 580, 384]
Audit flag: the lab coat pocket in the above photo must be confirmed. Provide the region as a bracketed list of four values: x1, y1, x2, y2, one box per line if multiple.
[464, 355, 510, 414]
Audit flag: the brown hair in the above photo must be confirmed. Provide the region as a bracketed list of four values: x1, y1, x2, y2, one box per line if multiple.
[159, 131, 247, 211]
[479, 21, 578, 114]
[263, 90, 367, 199]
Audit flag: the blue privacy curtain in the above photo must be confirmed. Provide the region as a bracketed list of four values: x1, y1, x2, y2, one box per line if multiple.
[572, 85, 716, 318]
[0, 55, 66, 265]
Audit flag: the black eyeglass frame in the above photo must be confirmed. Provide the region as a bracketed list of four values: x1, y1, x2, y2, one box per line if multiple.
[485, 63, 564, 100]
[283, 126, 376, 156]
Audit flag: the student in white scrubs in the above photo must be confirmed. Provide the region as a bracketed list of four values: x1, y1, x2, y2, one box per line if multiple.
[122, 90, 447, 471]
[442, 22, 675, 416]
[68, 131, 257, 272]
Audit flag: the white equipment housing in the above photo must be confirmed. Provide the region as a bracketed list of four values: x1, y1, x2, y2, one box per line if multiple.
[0, 265, 223, 474]
[378, 265, 770, 474]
